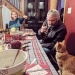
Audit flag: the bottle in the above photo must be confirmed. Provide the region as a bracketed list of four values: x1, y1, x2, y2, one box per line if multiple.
[6, 23, 8, 29]
[4, 24, 10, 43]
[5, 23, 10, 34]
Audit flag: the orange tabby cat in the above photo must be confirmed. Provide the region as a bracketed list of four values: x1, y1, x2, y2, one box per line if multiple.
[55, 40, 75, 75]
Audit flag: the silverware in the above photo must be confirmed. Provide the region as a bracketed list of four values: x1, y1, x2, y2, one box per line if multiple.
[12, 49, 20, 66]
[25, 58, 36, 71]
[27, 68, 49, 72]
[24, 41, 31, 44]
[24, 58, 36, 74]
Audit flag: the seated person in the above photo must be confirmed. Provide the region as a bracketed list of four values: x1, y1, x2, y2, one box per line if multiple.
[38, 9, 67, 55]
[9, 11, 28, 28]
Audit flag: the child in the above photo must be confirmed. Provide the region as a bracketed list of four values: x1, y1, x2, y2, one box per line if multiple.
[9, 11, 28, 29]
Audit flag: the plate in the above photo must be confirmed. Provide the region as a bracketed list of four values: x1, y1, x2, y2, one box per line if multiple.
[22, 32, 36, 36]
[28, 32, 36, 36]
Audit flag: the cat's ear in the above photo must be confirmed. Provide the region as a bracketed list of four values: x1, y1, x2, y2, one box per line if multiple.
[58, 42, 62, 49]
[62, 40, 65, 45]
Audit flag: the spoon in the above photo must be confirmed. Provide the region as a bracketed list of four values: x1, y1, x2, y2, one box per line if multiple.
[12, 49, 20, 66]
[23, 58, 36, 75]
[25, 58, 36, 71]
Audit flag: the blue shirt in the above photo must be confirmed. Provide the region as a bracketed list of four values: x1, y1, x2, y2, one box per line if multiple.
[9, 18, 24, 28]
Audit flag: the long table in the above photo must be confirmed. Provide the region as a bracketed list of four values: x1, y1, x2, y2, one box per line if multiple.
[23, 35, 59, 75]
[2, 29, 59, 75]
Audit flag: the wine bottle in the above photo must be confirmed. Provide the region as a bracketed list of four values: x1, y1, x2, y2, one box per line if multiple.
[5, 23, 10, 34]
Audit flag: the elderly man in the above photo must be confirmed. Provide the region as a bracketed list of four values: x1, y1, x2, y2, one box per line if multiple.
[38, 9, 67, 55]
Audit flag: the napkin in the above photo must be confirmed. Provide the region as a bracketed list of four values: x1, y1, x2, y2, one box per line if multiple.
[27, 64, 48, 75]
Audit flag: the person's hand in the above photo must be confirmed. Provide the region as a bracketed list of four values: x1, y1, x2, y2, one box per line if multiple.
[41, 44, 47, 47]
[23, 15, 28, 19]
[41, 25, 47, 33]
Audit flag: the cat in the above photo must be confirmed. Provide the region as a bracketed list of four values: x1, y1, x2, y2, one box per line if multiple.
[55, 40, 75, 75]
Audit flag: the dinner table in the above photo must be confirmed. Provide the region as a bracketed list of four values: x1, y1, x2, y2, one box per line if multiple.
[0, 29, 59, 75]
[20, 29, 59, 75]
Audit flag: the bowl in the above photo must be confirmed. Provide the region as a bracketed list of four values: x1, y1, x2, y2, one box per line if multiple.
[0, 49, 27, 75]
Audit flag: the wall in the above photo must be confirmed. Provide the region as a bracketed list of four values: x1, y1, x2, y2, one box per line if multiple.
[2, 5, 11, 29]
[57, 0, 65, 12]
[61, 0, 65, 8]
[48, 0, 50, 10]
[50, 0, 57, 9]
[48, 0, 58, 10]
[64, 0, 75, 55]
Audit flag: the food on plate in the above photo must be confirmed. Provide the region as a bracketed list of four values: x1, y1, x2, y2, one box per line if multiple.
[29, 32, 36, 35]
[22, 32, 36, 36]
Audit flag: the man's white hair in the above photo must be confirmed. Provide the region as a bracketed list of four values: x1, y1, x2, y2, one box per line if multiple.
[47, 9, 60, 20]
